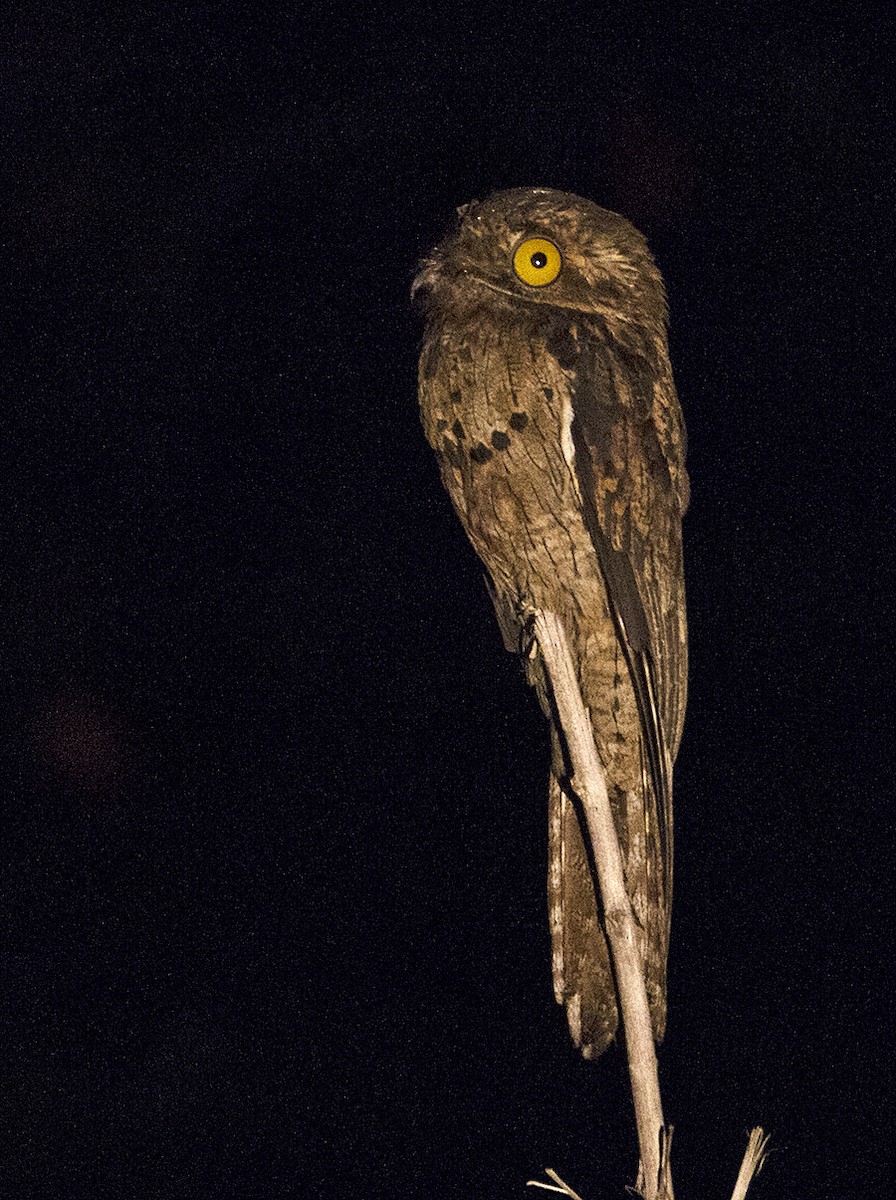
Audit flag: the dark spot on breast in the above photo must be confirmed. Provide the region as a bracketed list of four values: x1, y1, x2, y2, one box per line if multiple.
[546, 326, 579, 370]
[542, 387, 554, 400]
[452, 419, 466, 440]
[440, 438, 465, 469]
[436, 418, 449, 431]
[458, 345, 473, 363]
[509, 411, 528, 431]
[490, 430, 510, 451]
[644, 430, 673, 488]
[449, 389, 462, 405]
[469, 443, 493, 465]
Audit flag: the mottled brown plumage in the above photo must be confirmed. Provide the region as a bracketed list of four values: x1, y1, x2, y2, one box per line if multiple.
[414, 188, 688, 1058]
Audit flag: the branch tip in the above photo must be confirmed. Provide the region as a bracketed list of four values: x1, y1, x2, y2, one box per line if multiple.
[730, 1127, 770, 1200]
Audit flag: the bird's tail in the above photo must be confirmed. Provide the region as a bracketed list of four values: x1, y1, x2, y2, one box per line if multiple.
[547, 770, 618, 1058]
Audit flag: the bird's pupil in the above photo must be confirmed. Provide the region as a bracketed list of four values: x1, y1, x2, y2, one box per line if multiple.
[531, 252, 547, 269]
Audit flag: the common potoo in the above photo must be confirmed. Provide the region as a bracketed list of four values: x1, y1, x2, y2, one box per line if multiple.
[413, 189, 688, 1059]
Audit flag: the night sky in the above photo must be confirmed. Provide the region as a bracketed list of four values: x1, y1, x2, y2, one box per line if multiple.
[2, 5, 893, 1198]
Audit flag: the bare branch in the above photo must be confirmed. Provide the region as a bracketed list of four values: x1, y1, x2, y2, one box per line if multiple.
[532, 610, 670, 1200]
[730, 1128, 770, 1200]
[527, 1168, 588, 1200]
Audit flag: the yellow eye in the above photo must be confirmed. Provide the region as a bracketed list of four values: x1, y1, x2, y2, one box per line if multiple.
[512, 237, 562, 287]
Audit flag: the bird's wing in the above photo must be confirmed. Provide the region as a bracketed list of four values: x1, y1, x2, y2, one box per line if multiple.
[565, 317, 688, 989]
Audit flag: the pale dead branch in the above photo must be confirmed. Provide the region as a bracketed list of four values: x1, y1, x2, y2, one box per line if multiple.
[531, 611, 769, 1200]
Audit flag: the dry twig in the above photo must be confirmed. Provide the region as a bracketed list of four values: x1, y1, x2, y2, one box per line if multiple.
[526, 1167, 587, 1199]
[533, 610, 669, 1199]
[530, 610, 768, 1200]
[730, 1127, 770, 1200]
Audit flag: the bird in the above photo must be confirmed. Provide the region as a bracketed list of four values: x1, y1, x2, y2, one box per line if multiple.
[413, 188, 688, 1059]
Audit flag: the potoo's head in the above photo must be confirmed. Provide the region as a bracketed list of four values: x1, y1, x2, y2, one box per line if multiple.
[413, 188, 667, 334]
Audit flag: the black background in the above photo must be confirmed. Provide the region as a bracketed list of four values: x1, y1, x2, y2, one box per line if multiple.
[2, 4, 893, 1198]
